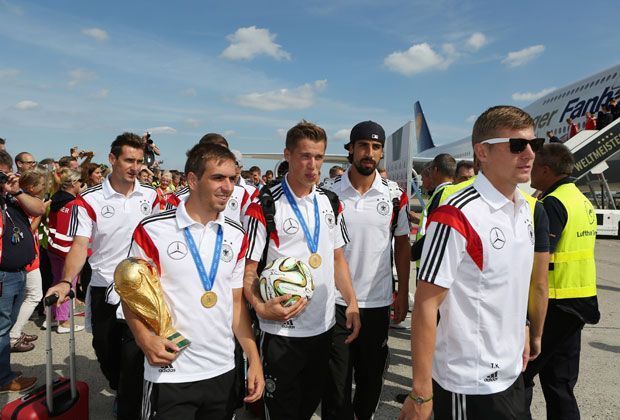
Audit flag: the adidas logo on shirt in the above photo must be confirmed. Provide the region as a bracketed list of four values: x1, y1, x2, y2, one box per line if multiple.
[282, 319, 295, 329]
[158, 363, 176, 373]
[483, 371, 498, 382]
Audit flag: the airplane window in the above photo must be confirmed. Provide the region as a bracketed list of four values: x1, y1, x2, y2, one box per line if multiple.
[595, 80, 600, 85]
[606, 75, 611, 81]
[613, 72, 617, 79]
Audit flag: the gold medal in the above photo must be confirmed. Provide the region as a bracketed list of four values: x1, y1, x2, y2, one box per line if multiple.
[308, 253, 322, 268]
[201, 291, 217, 308]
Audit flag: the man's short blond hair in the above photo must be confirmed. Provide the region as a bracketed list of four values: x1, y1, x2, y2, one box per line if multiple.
[472, 106, 534, 146]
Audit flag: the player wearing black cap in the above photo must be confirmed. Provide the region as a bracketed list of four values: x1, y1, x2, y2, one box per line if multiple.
[322, 121, 411, 420]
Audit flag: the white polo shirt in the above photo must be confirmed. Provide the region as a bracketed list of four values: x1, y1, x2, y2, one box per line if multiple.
[166, 185, 252, 223]
[322, 170, 410, 308]
[72, 177, 159, 290]
[129, 201, 247, 383]
[419, 173, 534, 395]
[245, 176, 349, 338]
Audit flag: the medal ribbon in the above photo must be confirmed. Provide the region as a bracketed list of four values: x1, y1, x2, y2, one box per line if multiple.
[183, 225, 223, 292]
[281, 181, 320, 254]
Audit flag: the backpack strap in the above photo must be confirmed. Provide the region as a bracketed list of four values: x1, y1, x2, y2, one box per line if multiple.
[386, 179, 404, 236]
[257, 183, 279, 273]
[321, 189, 341, 223]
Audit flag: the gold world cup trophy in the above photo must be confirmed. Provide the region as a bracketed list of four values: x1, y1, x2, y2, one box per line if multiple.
[114, 258, 190, 350]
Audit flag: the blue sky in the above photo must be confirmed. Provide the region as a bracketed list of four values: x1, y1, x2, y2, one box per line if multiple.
[1, 0, 619, 171]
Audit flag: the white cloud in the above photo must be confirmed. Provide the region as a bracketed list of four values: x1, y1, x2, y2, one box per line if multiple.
[276, 128, 287, 139]
[511, 87, 556, 102]
[502, 45, 545, 67]
[90, 88, 109, 99]
[15, 100, 39, 111]
[466, 32, 487, 51]
[68, 68, 97, 88]
[223, 130, 236, 138]
[147, 126, 177, 135]
[465, 114, 477, 123]
[332, 129, 351, 141]
[182, 88, 197, 97]
[384, 43, 456, 76]
[237, 79, 327, 111]
[0, 68, 19, 78]
[82, 27, 108, 41]
[221, 26, 291, 61]
[184, 118, 201, 128]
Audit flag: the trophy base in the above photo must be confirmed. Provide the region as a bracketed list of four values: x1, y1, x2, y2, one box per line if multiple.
[167, 331, 190, 351]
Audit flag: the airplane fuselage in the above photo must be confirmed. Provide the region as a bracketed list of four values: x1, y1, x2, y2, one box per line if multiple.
[415, 64, 620, 160]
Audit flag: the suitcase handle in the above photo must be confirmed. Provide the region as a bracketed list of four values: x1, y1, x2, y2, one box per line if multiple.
[45, 289, 77, 414]
[43, 290, 75, 307]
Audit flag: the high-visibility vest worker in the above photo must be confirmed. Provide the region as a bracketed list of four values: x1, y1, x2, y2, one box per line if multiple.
[542, 183, 597, 298]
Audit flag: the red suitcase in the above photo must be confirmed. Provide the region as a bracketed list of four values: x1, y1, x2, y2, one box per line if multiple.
[2, 291, 89, 419]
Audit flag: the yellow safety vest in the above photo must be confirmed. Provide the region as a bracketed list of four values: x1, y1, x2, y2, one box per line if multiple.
[543, 183, 597, 299]
[439, 178, 475, 204]
[414, 183, 451, 267]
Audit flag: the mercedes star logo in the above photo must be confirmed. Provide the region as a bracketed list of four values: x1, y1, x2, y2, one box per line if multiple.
[167, 241, 188, 260]
[282, 218, 299, 235]
[489, 227, 506, 249]
[101, 205, 115, 218]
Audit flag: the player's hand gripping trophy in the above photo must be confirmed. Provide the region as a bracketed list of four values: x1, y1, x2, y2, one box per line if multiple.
[114, 258, 189, 350]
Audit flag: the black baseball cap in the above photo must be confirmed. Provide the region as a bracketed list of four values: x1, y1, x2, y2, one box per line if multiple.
[344, 120, 385, 150]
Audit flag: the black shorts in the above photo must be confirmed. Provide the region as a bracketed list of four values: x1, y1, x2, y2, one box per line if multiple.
[433, 375, 526, 420]
[260, 328, 333, 420]
[141, 368, 236, 420]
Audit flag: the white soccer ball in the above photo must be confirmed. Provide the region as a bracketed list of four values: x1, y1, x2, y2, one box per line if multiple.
[259, 257, 315, 307]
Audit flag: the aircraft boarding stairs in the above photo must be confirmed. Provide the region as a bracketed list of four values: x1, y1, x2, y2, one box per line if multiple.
[564, 116, 620, 210]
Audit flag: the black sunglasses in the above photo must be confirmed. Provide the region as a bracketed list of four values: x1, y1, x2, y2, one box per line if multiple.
[480, 137, 545, 154]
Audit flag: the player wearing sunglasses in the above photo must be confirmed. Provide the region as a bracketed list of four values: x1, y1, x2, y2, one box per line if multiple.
[400, 106, 546, 420]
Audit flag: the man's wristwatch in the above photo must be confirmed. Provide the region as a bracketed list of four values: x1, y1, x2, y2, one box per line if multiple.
[408, 391, 433, 405]
[12, 189, 24, 197]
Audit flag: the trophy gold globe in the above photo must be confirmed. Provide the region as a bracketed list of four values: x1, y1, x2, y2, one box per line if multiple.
[114, 257, 189, 350]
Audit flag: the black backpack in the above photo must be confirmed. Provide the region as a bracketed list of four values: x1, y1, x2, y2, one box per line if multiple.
[256, 182, 340, 273]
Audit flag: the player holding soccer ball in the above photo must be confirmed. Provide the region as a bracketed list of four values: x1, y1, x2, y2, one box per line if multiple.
[244, 120, 361, 420]
[259, 257, 315, 306]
